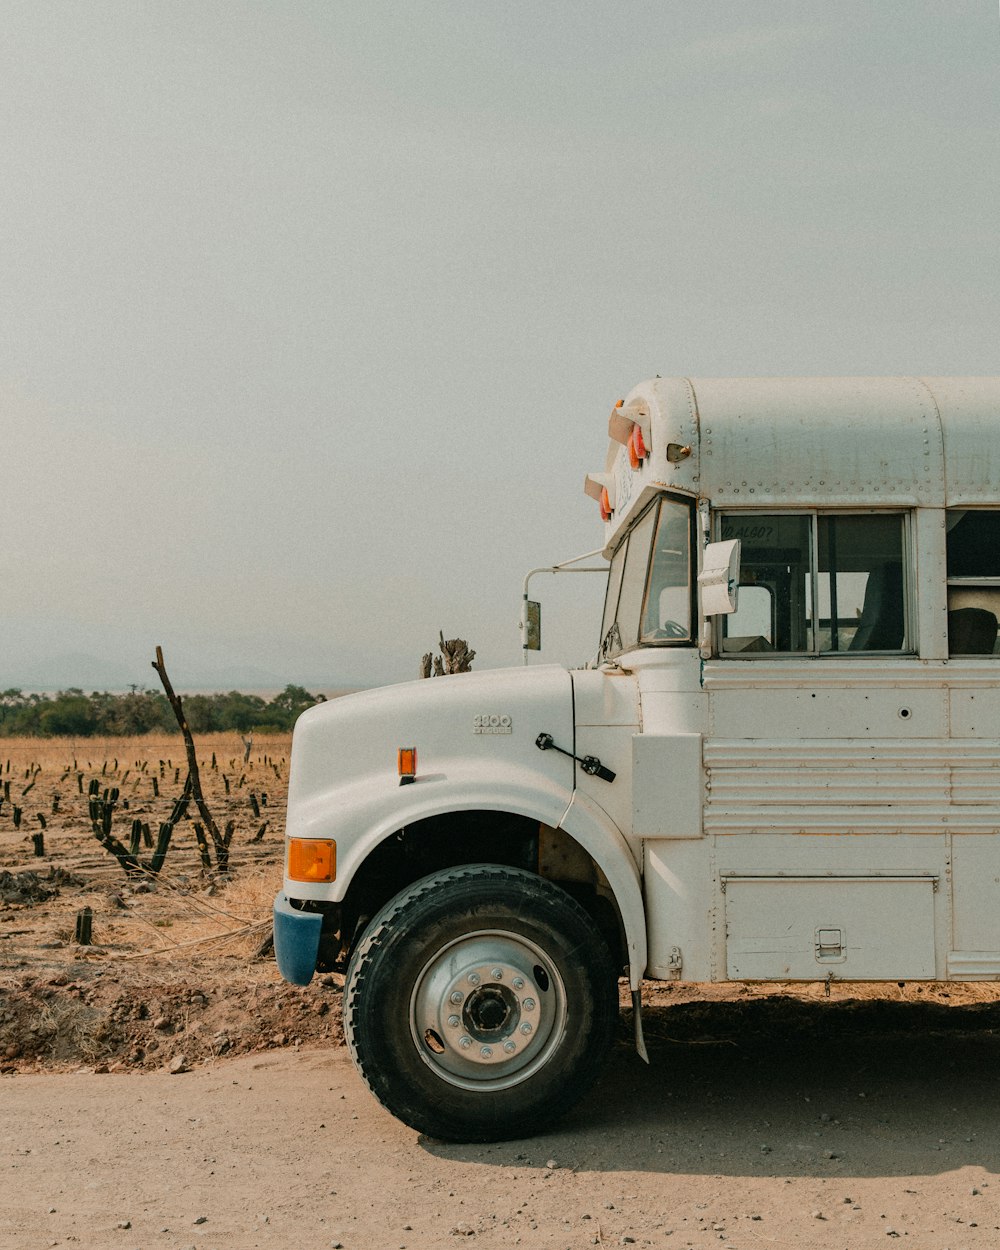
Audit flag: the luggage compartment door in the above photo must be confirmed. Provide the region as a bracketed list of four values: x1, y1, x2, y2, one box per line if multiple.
[724, 875, 937, 980]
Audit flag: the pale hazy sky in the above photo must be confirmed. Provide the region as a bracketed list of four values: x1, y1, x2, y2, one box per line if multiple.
[4, 1, 998, 690]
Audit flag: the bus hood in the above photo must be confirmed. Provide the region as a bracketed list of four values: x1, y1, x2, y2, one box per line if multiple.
[285, 666, 577, 880]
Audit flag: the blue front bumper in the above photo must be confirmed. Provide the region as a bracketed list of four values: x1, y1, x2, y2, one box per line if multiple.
[272, 892, 323, 986]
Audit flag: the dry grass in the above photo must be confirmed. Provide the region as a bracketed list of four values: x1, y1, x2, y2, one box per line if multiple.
[0, 732, 291, 972]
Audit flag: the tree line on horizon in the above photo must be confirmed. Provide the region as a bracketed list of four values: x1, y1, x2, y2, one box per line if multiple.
[0, 685, 327, 737]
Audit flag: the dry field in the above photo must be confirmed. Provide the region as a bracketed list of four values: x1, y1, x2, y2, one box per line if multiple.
[0, 731, 345, 1073]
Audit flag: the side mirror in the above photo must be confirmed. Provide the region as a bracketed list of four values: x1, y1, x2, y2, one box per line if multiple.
[698, 539, 741, 615]
[520, 599, 541, 651]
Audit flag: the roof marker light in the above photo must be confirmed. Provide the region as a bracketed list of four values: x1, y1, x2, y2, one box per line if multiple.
[583, 473, 616, 520]
[627, 424, 648, 470]
[608, 403, 652, 461]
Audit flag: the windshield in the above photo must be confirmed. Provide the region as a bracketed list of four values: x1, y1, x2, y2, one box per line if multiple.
[599, 496, 694, 661]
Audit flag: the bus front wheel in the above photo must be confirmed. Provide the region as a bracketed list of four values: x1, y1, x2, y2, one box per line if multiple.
[343, 863, 617, 1142]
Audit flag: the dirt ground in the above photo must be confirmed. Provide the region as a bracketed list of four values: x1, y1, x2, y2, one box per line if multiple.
[4, 733, 1000, 1248]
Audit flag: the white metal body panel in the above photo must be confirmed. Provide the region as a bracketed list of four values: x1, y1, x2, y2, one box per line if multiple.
[570, 669, 640, 856]
[601, 376, 1000, 554]
[644, 839, 715, 980]
[724, 877, 937, 980]
[952, 838, 1000, 953]
[284, 665, 576, 900]
[633, 734, 702, 839]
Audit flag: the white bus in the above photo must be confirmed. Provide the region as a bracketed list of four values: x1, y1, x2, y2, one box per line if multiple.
[274, 376, 1000, 1141]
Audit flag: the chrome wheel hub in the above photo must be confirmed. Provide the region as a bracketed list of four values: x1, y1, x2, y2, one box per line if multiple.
[410, 930, 566, 1090]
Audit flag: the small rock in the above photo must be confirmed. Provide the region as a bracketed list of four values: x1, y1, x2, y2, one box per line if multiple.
[751, 1214, 762, 1221]
[972, 1187, 982, 1195]
[621, 1239, 636, 1246]
[812, 1210, 826, 1220]
[153, 1017, 172, 1032]
[94, 1063, 110, 1075]
[450, 1223, 475, 1236]
[545, 1158, 557, 1169]
[193, 1215, 207, 1225]
[116, 1220, 131, 1229]
[169, 1055, 190, 1075]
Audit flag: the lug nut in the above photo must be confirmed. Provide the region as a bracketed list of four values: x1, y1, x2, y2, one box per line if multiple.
[448, 1014, 460, 1028]
[468, 972, 481, 986]
[459, 1035, 472, 1049]
[522, 997, 536, 1011]
[481, 1046, 493, 1058]
[490, 968, 503, 981]
[503, 1041, 516, 1054]
[450, 991, 464, 1004]
[520, 1023, 533, 1036]
[512, 977, 525, 990]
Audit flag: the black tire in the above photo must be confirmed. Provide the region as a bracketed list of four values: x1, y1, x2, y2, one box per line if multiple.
[343, 863, 617, 1142]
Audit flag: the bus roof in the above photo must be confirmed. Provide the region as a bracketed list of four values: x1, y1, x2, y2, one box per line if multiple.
[592, 376, 1000, 549]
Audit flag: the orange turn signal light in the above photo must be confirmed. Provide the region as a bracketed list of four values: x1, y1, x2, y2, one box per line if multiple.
[600, 486, 612, 522]
[398, 746, 417, 785]
[287, 837, 336, 883]
[628, 424, 647, 469]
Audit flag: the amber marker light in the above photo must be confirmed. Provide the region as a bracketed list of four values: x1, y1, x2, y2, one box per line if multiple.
[398, 746, 417, 785]
[287, 837, 336, 883]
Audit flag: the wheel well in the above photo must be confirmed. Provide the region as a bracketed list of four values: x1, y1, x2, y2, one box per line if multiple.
[318, 809, 627, 974]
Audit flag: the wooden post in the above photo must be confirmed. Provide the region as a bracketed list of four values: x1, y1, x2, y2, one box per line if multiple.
[31, 832, 45, 857]
[151, 646, 226, 864]
[75, 907, 93, 945]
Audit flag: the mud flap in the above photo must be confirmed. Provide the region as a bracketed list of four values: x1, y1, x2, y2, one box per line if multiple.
[632, 987, 649, 1064]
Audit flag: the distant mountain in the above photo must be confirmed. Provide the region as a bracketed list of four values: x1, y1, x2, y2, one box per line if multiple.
[1, 651, 369, 695]
[5, 652, 140, 692]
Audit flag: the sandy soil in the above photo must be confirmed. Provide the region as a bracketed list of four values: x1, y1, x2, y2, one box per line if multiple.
[6, 1005, 1000, 1250]
[4, 734, 1000, 1248]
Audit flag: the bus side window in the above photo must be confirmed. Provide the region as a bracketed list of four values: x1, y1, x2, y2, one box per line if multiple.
[946, 511, 1000, 656]
[719, 512, 909, 656]
[720, 514, 811, 653]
